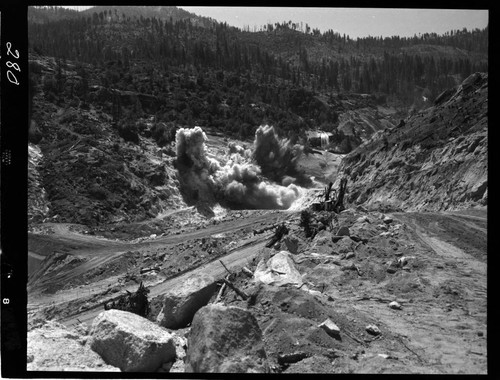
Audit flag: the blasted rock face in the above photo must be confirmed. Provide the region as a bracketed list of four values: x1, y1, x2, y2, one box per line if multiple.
[88, 309, 176, 372]
[156, 274, 217, 329]
[185, 304, 269, 373]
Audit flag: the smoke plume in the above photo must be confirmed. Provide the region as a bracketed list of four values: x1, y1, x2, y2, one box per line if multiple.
[175, 126, 304, 210]
[175, 126, 220, 172]
[215, 163, 301, 209]
[252, 125, 303, 182]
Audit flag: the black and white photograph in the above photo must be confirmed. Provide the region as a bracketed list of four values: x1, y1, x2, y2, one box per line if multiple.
[21, 5, 488, 374]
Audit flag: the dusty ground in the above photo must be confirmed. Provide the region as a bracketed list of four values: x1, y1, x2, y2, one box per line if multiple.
[215, 207, 487, 374]
[27, 202, 487, 374]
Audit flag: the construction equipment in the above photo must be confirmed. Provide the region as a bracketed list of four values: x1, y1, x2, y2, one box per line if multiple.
[312, 178, 348, 213]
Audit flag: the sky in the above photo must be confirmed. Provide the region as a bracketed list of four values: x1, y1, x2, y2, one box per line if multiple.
[179, 7, 488, 39]
[62, 6, 488, 39]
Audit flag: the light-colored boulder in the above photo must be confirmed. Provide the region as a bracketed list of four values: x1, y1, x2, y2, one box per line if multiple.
[185, 304, 269, 373]
[366, 324, 381, 336]
[156, 274, 217, 329]
[253, 251, 303, 287]
[319, 318, 341, 338]
[88, 309, 176, 372]
[383, 215, 393, 224]
[389, 301, 402, 310]
[27, 320, 120, 372]
[398, 256, 408, 266]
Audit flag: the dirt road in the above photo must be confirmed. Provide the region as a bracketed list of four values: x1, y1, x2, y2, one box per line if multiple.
[29, 211, 284, 258]
[28, 211, 286, 288]
[343, 209, 487, 373]
[28, 211, 287, 318]
[59, 238, 268, 327]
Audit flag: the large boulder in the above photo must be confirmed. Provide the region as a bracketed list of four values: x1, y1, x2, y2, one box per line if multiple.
[156, 274, 217, 329]
[88, 309, 176, 372]
[319, 318, 341, 339]
[27, 320, 119, 372]
[185, 304, 269, 373]
[253, 251, 303, 287]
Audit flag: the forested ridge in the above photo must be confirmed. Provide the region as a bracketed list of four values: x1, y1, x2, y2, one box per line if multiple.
[28, 6, 488, 147]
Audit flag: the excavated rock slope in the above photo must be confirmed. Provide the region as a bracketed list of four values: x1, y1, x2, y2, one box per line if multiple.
[338, 72, 487, 212]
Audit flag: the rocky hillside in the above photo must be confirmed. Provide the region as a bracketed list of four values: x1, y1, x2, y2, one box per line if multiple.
[337, 72, 487, 212]
[28, 55, 189, 228]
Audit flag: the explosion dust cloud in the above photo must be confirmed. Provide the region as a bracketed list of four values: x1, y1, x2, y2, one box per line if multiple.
[252, 124, 303, 182]
[175, 125, 304, 210]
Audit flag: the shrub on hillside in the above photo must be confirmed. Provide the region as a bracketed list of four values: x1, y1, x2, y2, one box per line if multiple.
[42, 75, 58, 94]
[151, 122, 177, 147]
[88, 184, 108, 200]
[117, 121, 140, 144]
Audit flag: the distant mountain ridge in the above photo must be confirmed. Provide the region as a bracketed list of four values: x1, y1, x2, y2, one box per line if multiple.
[82, 5, 216, 28]
[28, 5, 487, 109]
[29, 5, 217, 28]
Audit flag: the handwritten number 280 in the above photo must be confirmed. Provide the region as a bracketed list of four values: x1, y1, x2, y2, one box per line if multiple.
[6, 42, 20, 86]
